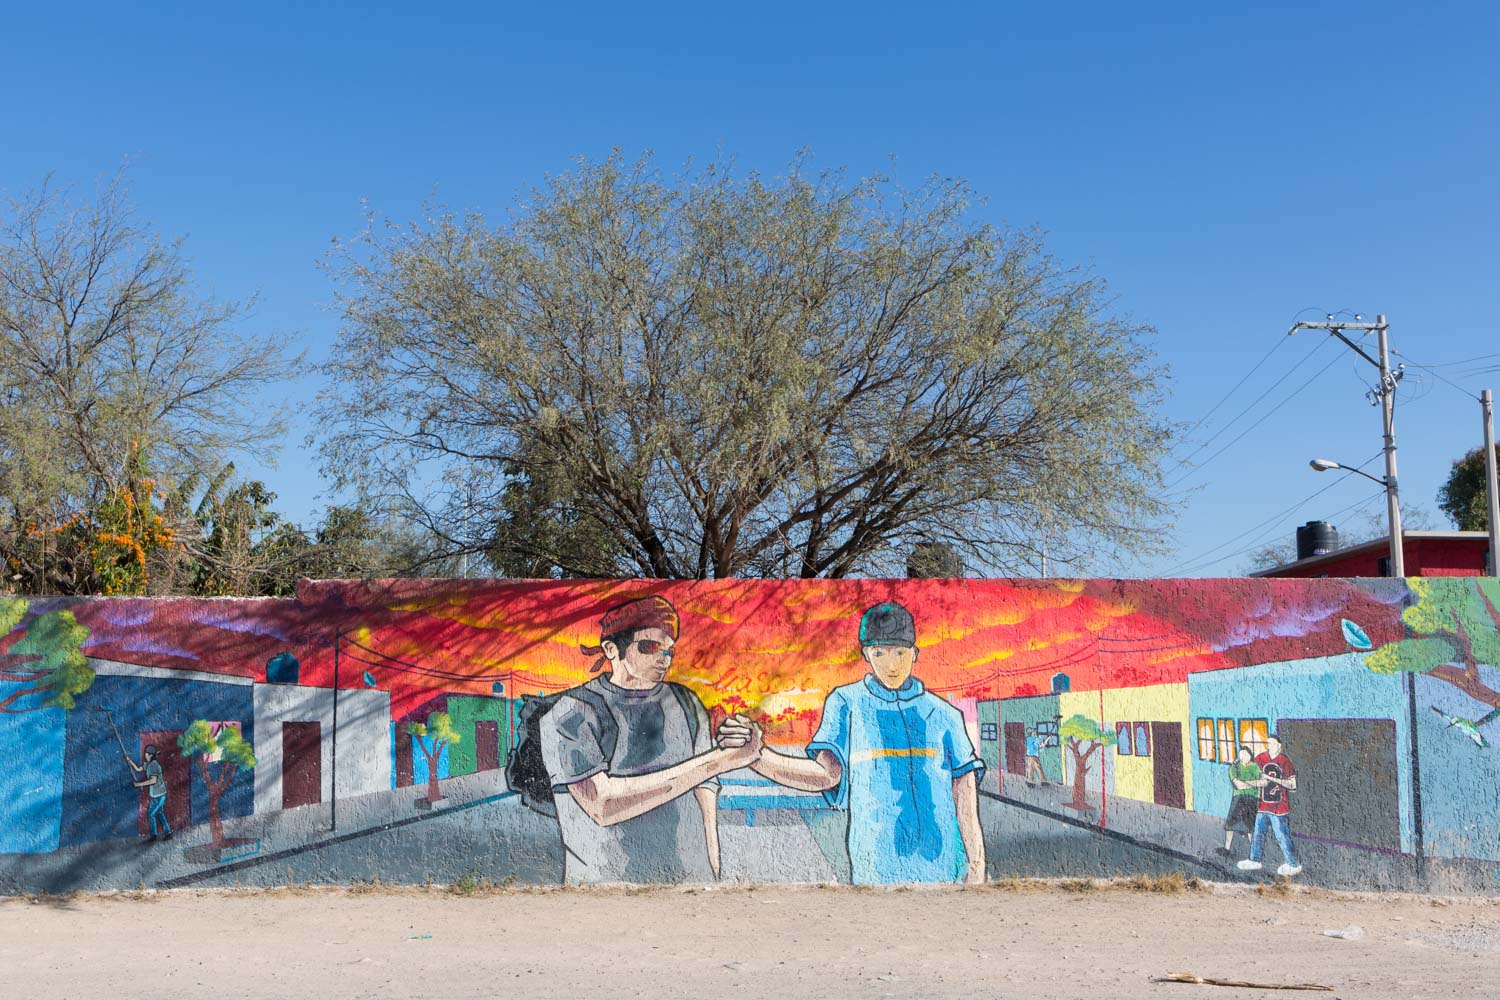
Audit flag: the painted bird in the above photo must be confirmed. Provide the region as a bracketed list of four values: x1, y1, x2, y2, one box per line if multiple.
[1429, 705, 1500, 748]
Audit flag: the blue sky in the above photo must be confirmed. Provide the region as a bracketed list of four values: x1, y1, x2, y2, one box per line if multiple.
[4, 2, 1497, 577]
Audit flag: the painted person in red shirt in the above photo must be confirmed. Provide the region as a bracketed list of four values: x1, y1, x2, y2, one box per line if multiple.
[1236, 733, 1302, 877]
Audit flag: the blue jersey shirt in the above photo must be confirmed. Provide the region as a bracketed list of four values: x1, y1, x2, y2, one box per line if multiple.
[807, 674, 985, 884]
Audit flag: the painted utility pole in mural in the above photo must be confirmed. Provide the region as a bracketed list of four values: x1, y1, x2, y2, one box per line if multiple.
[1365, 578, 1500, 739]
[178, 721, 255, 851]
[1059, 714, 1115, 814]
[0, 599, 94, 713]
[408, 712, 460, 807]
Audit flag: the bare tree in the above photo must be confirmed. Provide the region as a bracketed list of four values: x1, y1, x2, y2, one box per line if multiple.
[0, 176, 300, 593]
[319, 154, 1175, 579]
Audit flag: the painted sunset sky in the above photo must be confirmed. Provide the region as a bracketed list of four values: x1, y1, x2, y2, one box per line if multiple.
[6, 577, 1412, 731]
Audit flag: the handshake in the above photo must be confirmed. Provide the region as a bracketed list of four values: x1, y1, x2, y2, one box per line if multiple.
[715, 713, 766, 767]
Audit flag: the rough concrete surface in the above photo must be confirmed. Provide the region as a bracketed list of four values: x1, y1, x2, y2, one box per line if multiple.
[3, 881, 1496, 1000]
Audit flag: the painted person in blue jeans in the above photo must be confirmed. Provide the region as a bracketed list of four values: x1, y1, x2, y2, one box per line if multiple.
[1236, 733, 1302, 877]
[722, 602, 987, 884]
[128, 744, 173, 842]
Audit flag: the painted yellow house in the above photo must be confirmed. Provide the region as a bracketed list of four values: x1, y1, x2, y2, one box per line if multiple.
[1056, 684, 1194, 811]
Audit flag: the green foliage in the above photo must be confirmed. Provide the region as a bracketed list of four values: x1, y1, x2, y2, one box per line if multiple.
[0, 596, 25, 636]
[177, 720, 256, 767]
[177, 719, 219, 758]
[0, 176, 298, 595]
[7, 609, 93, 710]
[1059, 713, 1117, 746]
[320, 152, 1176, 578]
[1437, 445, 1500, 531]
[408, 711, 461, 748]
[1366, 577, 1500, 674]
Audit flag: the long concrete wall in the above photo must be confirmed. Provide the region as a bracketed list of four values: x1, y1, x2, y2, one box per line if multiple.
[1, 576, 1498, 894]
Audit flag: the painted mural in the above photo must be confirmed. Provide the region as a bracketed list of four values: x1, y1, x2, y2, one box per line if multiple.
[3, 577, 1500, 894]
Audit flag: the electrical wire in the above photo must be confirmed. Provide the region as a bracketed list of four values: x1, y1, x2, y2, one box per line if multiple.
[1174, 334, 1292, 454]
[1173, 489, 1387, 577]
[1171, 338, 1329, 471]
[1161, 451, 1384, 575]
[1167, 347, 1346, 492]
[1391, 350, 1482, 401]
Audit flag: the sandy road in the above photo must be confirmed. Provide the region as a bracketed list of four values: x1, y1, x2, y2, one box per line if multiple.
[3, 880, 1497, 1000]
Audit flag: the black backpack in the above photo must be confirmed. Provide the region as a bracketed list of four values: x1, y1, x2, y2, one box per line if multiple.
[507, 680, 702, 817]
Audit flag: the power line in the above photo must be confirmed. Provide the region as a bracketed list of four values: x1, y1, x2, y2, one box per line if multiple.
[1162, 451, 1383, 575]
[1172, 338, 1329, 470]
[1167, 347, 1345, 492]
[1174, 334, 1292, 452]
[1175, 489, 1386, 577]
[1391, 350, 1481, 401]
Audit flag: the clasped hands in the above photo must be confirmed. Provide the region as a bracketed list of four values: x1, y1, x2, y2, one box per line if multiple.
[715, 712, 765, 767]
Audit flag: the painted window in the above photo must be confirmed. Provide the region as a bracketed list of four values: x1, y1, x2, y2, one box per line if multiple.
[980, 723, 998, 741]
[1116, 722, 1133, 754]
[1238, 718, 1269, 756]
[1134, 722, 1151, 757]
[1036, 720, 1058, 743]
[1196, 718, 1216, 760]
[1217, 718, 1236, 763]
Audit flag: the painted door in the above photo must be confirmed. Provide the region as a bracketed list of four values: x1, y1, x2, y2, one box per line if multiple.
[475, 720, 500, 771]
[282, 721, 322, 809]
[138, 731, 191, 835]
[1151, 722, 1186, 808]
[1004, 723, 1027, 776]
[1278, 718, 1400, 852]
[395, 729, 414, 787]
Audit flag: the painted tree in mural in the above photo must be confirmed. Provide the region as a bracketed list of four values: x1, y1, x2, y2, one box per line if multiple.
[408, 712, 461, 805]
[178, 721, 256, 848]
[320, 152, 1174, 578]
[1059, 714, 1116, 814]
[0, 598, 94, 713]
[1366, 578, 1500, 738]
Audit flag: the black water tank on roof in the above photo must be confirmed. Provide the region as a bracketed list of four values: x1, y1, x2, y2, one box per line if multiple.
[1295, 521, 1340, 560]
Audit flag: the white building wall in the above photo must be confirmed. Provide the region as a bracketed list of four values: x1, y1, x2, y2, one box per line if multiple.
[252, 684, 392, 815]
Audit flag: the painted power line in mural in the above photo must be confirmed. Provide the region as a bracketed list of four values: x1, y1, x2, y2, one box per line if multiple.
[2, 577, 1499, 894]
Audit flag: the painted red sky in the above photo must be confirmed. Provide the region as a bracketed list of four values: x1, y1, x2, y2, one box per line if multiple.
[10, 577, 1410, 722]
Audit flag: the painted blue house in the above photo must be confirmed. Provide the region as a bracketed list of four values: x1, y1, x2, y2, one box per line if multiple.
[1188, 653, 1415, 857]
[57, 660, 256, 849]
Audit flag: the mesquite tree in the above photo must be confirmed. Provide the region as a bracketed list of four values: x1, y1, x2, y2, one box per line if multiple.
[178, 720, 256, 847]
[319, 153, 1174, 578]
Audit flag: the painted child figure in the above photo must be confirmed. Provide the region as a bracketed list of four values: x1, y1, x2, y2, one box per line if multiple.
[726, 602, 987, 884]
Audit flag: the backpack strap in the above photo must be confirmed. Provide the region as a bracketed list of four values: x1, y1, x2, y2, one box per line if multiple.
[564, 683, 620, 770]
[666, 682, 702, 745]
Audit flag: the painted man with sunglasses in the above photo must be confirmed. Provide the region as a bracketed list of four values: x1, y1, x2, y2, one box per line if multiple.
[541, 595, 762, 883]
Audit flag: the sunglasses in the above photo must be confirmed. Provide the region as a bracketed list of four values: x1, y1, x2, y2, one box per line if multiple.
[633, 639, 675, 657]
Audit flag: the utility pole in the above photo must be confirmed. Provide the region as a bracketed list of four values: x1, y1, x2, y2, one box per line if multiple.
[1483, 389, 1500, 576]
[1289, 314, 1405, 578]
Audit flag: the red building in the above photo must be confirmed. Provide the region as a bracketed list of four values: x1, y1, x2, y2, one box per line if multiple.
[1250, 530, 1493, 578]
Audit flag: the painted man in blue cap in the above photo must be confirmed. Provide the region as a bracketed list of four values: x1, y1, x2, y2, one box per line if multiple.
[723, 601, 987, 884]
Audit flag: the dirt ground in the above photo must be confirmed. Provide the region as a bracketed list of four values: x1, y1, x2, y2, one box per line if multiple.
[4, 878, 1498, 1000]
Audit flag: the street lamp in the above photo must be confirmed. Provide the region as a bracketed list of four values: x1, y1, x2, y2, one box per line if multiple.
[1308, 458, 1403, 576]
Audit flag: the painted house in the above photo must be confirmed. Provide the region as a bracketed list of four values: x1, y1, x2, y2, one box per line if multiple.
[59, 659, 256, 850]
[1098, 683, 1193, 811]
[1187, 653, 1416, 857]
[977, 700, 1001, 790]
[997, 693, 1063, 787]
[252, 683, 392, 816]
[444, 694, 509, 778]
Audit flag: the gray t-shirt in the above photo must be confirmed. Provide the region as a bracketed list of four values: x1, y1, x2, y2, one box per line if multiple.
[145, 760, 166, 798]
[540, 675, 717, 884]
